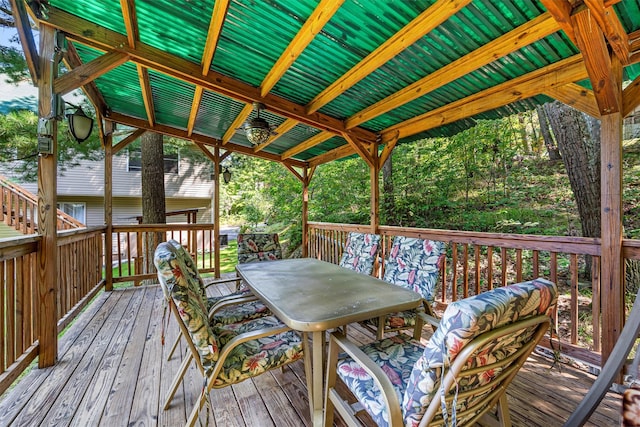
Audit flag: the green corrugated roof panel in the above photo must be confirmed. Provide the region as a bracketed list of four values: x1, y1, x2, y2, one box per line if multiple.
[210, 0, 317, 88]
[51, 0, 126, 35]
[136, 0, 212, 65]
[146, 70, 195, 130]
[615, 0, 640, 31]
[258, 124, 323, 156]
[74, 44, 147, 121]
[193, 90, 245, 140]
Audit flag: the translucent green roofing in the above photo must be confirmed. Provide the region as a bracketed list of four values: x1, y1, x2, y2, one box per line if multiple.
[43, 0, 640, 165]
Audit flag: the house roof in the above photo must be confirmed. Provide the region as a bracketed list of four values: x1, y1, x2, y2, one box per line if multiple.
[18, 0, 640, 169]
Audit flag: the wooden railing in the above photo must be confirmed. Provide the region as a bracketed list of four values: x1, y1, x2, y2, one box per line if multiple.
[111, 223, 218, 285]
[0, 175, 85, 233]
[307, 221, 640, 366]
[0, 235, 41, 394]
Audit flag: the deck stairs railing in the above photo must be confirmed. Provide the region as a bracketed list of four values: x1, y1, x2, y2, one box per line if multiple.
[0, 175, 84, 234]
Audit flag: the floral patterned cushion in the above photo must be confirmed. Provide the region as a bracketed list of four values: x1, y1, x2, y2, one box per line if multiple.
[166, 239, 270, 325]
[336, 334, 425, 427]
[402, 278, 558, 426]
[365, 310, 418, 329]
[211, 315, 304, 386]
[237, 233, 282, 264]
[338, 232, 381, 275]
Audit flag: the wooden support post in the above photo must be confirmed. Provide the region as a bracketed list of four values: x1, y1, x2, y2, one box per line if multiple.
[214, 147, 221, 278]
[37, 25, 58, 367]
[370, 143, 379, 233]
[302, 167, 309, 258]
[104, 120, 114, 291]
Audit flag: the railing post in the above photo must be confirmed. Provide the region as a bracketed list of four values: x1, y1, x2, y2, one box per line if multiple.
[104, 120, 114, 291]
[36, 24, 58, 367]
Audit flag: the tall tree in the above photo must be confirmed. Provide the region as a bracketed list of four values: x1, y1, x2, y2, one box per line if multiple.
[537, 105, 562, 161]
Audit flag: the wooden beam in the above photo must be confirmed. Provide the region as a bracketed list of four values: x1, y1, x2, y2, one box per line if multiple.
[63, 42, 109, 115]
[37, 24, 58, 368]
[543, 83, 600, 118]
[623, 75, 640, 117]
[539, 0, 577, 44]
[260, 0, 343, 97]
[187, 86, 204, 136]
[10, 0, 39, 84]
[380, 55, 588, 143]
[112, 128, 146, 155]
[201, 0, 230, 76]
[107, 111, 308, 169]
[583, 0, 629, 64]
[308, 143, 355, 167]
[370, 143, 380, 233]
[137, 64, 155, 126]
[253, 118, 298, 153]
[213, 146, 221, 278]
[379, 133, 399, 167]
[307, 0, 472, 114]
[40, 6, 377, 143]
[222, 103, 253, 145]
[572, 7, 621, 114]
[283, 164, 304, 183]
[342, 133, 374, 169]
[119, 0, 138, 49]
[54, 51, 129, 95]
[281, 131, 332, 160]
[345, 13, 559, 129]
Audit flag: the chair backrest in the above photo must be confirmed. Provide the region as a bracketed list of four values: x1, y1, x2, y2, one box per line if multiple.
[338, 232, 381, 275]
[167, 239, 207, 299]
[402, 278, 558, 426]
[237, 233, 282, 264]
[154, 242, 220, 374]
[382, 236, 445, 303]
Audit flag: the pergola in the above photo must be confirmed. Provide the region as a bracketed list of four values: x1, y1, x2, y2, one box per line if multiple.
[10, 0, 640, 376]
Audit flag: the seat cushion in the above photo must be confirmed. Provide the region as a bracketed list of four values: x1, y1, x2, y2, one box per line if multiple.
[211, 315, 304, 386]
[363, 310, 417, 329]
[210, 299, 270, 326]
[336, 334, 424, 427]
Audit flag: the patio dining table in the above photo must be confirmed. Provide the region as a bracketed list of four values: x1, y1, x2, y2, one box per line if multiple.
[236, 257, 422, 427]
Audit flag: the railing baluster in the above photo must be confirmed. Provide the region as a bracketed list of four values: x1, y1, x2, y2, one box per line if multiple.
[487, 246, 493, 291]
[474, 245, 480, 295]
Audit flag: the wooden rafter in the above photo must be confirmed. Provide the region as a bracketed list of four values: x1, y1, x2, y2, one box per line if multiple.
[342, 134, 374, 169]
[201, 0, 230, 76]
[10, 0, 39, 84]
[63, 42, 109, 115]
[379, 133, 400, 168]
[539, 0, 578, 44]
[379, 55, 588, 143]
[345, 13, 559, 129]
[222, 103, 253, 145]
[283, 164, 304, 183]
[254, 118, 298, 153]
[572, 7, 620, 114]
[308, 143, 354, 167]
[119, 0, 138, 49]
[543, 83, 600, 118]
[39, 6, 376, 143]
[54, 51, 129, 95]
[281, 131, 332, 160]
[583, 0, 629, 64]
[107, 111, 307, 169]
[306, 0, 472, 114]
[112, 128, 146, 155]
[623, 75, 640, 117]
[187, 86, 204, 136]
[137, 64, 155, 126]
[260, 0, 343, 97]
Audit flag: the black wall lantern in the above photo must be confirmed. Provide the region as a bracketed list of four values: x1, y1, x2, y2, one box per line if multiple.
[66, 104, 94, 143]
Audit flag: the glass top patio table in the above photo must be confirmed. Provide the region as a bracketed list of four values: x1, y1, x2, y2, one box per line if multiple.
[236, 257, 422, 427]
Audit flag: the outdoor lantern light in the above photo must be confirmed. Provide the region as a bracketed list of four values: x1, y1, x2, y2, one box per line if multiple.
[244, 102, 276, 145]
[222, 167, 232, 184]
[66, 105, 94, 143]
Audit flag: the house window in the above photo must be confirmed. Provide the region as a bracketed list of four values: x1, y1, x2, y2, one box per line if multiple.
[127, 148, 179, 174]
[57, 202, 86, 224]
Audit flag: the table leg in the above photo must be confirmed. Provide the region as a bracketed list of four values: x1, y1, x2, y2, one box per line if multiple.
[311, 330, 324, 427]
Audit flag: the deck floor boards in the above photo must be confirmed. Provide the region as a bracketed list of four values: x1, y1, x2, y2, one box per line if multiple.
[0, 284, 622, 427]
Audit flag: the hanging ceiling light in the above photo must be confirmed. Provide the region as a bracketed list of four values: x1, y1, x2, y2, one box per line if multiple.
[244, 102, 276, 145]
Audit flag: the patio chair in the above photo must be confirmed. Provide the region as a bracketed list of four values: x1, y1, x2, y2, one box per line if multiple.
[325, 278, 557, 427]
[338, 231, 381, 275]
[164, 240, 269, 360]
[362, 236, 445, 340]
[154, 242, 306, 426]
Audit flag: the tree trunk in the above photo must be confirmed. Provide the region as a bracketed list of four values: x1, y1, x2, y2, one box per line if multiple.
[537, 105, 562, 161]
[543, 101, 600, 278]
[381, 155, 397, 225]
[140, 131, 166, 281]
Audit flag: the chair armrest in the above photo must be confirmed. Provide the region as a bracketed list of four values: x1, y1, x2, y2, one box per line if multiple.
[416, 310, 440, 328]
[208, 294, 260, 317]
[203, 275, 241, 288]
[327, 331, 403, 425]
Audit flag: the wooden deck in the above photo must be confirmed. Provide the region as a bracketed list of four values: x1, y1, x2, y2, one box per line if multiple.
[0, 282, 623, 427]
